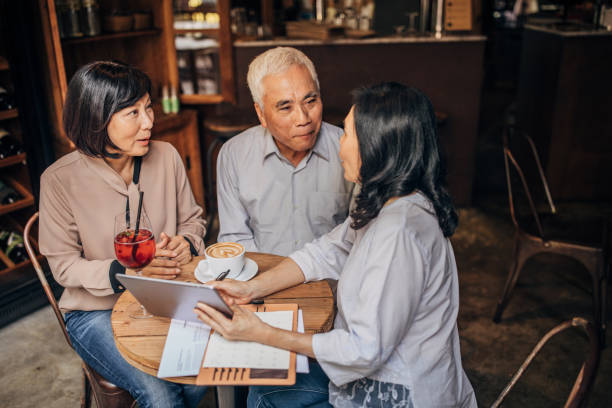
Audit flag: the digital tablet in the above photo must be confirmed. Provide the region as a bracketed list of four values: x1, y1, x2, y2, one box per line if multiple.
[116, 274, 233, 322]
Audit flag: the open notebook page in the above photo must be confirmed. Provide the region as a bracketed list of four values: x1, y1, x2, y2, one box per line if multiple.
[203, 310, 293, 369]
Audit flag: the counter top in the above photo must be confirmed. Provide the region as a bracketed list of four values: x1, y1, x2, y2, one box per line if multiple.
[524, 23, 612, 37]
[234, 34, 487, 47]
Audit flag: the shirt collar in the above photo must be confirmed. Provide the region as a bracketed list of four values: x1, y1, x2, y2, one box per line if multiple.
[262, 124, 330, 164]
[387, 191, 436, 215]
[79, 151, 139, 196]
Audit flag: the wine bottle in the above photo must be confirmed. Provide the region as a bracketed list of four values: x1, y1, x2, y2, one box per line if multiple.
[0, 179, 22, 205]
[0, 86, 16, 110]
[1, 231, 28, 263]
[0, 230, 9, 250]
[0, 128, 25, 159]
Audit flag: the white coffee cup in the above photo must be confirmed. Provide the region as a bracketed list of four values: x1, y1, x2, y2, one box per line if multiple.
[205, 242, 245, 279]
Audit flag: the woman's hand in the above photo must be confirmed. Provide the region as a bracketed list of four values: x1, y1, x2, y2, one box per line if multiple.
[194, 301, 316, 358]
[206, 279, 256, 305]
[128, 233, 181, 279]
[160, 232, 192, 265]
[194, 302, 270, 343]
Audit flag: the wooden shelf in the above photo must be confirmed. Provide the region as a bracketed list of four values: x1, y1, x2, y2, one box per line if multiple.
[0, 248, 11, 269]
[0, 153, 26, 169]
[0, 109, 18, 121]
[180, 94, 224, 105]
[0, 177, 34, 216]
[61, 29, 162, 45]
[175, 28, 219, 36]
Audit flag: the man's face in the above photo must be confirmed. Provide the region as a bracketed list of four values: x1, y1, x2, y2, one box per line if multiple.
[255, 64, 323, 158]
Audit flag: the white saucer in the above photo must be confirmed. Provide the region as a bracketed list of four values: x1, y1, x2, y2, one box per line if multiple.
[194, 257, 258, 283]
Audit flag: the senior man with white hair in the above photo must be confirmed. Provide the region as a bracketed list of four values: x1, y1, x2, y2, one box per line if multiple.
[216, 47, 354, 255]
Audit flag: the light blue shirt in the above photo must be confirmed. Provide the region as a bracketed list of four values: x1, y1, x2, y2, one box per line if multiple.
[216, 122, 354, 256]
[290, 193, 477, 408]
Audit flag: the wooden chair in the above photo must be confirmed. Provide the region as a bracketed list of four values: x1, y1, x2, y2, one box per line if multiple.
[491, 317, 600, 408]
[23, 212, 136, 408]
[493, 126, 609, 346]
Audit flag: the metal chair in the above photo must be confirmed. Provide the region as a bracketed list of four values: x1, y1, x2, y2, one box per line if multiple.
[491, 317, 600, 408]
[493, 126, 609, 346]
[23, 212, 136, 408]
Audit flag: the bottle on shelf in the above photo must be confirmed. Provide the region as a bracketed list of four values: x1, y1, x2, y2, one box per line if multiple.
[0, 230, 28, 264]
[170, 85, 180, 114]
[0, 128, 25, 159]
[0, 86, 16, 110]
[80, 0, 102, 36]
[162, 85, 171, 114]
[0, 179, 22, 205]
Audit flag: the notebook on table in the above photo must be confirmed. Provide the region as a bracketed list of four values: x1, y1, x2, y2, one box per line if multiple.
[196, 303, 298, 386]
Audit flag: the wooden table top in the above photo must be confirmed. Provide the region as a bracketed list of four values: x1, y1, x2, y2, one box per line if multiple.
[111, 252, 335, 384]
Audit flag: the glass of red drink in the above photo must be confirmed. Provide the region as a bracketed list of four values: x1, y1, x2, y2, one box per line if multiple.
[114, 211, 155, 318]
[114, 229, 156, 269]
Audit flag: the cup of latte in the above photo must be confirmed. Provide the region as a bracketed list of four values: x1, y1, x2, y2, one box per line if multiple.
[205, 242, 245, 279]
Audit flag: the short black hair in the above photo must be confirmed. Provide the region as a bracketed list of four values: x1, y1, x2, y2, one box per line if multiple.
[62, 61, 152, 158]
[350, 82, 458, 237]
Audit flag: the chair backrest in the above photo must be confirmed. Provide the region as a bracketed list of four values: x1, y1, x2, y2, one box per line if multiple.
[23, 212, 72, 348]
[503, 126, 556, 238]
[490, 317, 600, 408]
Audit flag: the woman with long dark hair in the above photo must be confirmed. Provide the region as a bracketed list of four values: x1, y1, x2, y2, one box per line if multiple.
[195, 82, 476, 407]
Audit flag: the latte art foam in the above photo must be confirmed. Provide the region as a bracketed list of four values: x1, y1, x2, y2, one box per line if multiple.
[206, 242, 244, 258]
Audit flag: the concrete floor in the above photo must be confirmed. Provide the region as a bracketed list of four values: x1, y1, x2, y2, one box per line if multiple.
[0, 202, 610, 407]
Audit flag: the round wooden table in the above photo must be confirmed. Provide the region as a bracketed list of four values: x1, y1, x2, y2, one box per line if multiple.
[111, 252, 335, 384]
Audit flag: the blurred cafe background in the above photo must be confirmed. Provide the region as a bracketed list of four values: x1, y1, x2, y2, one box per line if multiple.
[0, 0, 611, 406]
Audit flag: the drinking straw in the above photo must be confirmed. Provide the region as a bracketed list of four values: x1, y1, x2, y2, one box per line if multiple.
[133, 191, 144, 241]
[125, 199, 130, 229]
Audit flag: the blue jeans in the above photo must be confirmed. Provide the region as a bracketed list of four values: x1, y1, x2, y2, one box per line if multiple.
[247, 359, 331, 408]
[65, 310, 207, 408]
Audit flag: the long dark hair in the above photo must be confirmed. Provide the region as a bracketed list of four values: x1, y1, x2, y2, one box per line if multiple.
[350, 82, 458, 237]
[62, 60, 152, 158]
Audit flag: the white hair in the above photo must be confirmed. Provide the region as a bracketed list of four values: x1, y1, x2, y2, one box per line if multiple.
[247, 47, 320, 110]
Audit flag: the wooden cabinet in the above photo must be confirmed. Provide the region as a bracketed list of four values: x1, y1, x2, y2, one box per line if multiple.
[517, 26, 612, 200]
[37, 0, 205, 208]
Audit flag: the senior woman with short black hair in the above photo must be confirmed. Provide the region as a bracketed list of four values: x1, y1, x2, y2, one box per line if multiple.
[39, 61, 207, 408]
[195, 82, 477, 408]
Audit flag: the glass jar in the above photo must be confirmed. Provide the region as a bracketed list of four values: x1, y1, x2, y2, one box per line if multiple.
[56, 0, 83, 38]
[80, 0, 101, 36]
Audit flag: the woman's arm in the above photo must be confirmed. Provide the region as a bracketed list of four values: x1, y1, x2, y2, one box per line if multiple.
[208, 257, 306, 304]
[194, 301, 315, 358]
[171, 147, 207, 255]
[39, 173, 124, 294]
[40, 172, 181, 294]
